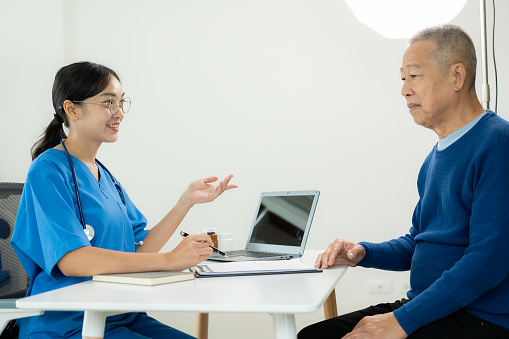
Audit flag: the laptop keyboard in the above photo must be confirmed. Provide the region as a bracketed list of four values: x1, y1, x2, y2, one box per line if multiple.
[227, 250, 287, 258]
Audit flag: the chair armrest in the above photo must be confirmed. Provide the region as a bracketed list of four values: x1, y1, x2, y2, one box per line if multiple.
[0, 307, 44, 333]
[0, 299, 17, 309]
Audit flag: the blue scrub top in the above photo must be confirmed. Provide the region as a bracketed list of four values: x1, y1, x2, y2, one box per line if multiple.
[11, 149, 149, 338]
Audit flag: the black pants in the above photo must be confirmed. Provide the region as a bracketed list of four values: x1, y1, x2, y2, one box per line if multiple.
[298, 299, 509, 339]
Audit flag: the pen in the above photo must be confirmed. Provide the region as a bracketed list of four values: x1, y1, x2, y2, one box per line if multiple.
[180, 231, 229, 258]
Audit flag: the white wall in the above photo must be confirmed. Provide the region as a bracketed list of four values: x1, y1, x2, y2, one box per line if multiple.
[1, 1, 508, 338]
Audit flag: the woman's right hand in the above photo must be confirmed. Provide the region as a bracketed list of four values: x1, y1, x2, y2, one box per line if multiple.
[315, 238, 365, 269]
[165, 234, 214, 271]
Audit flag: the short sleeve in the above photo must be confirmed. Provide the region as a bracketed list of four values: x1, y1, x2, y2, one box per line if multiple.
[12, 159, 90, 280]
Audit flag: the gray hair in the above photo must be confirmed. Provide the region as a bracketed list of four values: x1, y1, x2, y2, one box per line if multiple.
[409, 24, 477, 89]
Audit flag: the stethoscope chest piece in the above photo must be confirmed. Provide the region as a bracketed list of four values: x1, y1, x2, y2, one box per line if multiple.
[84, 224, 95, 241]
[60, 139, 135, 245]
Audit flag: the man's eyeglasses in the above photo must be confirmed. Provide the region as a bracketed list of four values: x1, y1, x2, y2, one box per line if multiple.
[73, 97, 131, 115]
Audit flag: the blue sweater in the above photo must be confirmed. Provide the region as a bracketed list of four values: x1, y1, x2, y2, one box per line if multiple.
[359, 111, 509, 335]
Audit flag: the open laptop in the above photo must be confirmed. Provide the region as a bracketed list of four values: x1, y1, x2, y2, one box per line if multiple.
[209, 190, 320, 262]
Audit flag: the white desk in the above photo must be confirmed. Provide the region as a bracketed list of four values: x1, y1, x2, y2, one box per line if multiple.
[16, 251, 347, 339]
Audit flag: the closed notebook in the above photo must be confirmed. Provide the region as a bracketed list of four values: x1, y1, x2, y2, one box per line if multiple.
[92, 271, 195, 286]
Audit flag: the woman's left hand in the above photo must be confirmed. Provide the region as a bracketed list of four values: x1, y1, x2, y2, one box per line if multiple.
[184, 174, 237, 205]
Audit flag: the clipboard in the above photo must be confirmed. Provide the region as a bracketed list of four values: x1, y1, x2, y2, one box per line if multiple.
[190, 258, 322, 278]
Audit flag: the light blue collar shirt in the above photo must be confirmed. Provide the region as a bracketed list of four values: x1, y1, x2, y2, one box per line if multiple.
[437, 112, 487, 151]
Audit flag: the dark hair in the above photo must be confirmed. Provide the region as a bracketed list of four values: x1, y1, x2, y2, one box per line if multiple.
[31, 61, 120, 160]
[409, 24, 477, 89]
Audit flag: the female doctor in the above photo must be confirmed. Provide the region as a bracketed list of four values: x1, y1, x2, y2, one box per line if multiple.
[11, 61, 237, 339]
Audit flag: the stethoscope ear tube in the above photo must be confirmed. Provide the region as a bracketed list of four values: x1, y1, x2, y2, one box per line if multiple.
[60, 139, 88, 234]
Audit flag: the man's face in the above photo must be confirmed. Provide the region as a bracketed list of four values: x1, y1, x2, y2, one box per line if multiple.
[400, 40, 454, 131]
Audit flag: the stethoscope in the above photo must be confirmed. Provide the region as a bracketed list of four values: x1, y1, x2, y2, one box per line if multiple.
[60, 139, 142, 246]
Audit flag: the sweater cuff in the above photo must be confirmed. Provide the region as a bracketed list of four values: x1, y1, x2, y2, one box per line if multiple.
[357, 242, 373, 267]
[393, 305, 420, 335]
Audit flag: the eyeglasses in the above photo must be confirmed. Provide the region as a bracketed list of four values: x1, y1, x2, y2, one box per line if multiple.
[73, 97, 131, 114]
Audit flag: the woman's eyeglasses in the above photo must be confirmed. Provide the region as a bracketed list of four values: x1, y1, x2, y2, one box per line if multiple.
[73, 97, 131, 115]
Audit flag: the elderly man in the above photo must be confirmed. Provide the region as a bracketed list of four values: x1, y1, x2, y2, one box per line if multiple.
[299, 24, 509, 338]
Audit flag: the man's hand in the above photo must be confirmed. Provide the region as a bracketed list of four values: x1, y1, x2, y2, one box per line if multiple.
[342, 312, 407, 339]
[315, 239, 365, 268]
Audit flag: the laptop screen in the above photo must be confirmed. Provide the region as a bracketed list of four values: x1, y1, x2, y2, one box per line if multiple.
[246, 191, 320, 254]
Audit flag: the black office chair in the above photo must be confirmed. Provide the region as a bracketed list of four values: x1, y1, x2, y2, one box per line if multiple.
[0, 183, 43, 337]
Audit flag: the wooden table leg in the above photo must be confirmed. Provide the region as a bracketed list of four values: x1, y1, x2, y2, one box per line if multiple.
[196, 313, 209, 339]
[323, 288, 338, 319]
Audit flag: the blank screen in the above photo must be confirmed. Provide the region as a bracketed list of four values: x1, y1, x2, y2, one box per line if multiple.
[249, 195, 314, 246]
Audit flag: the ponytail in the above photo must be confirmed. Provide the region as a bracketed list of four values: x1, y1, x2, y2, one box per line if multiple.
[31, 112, 67, 160]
